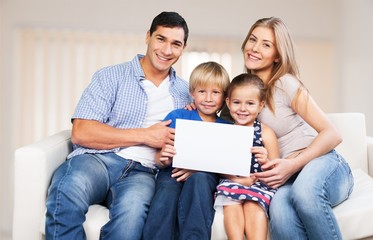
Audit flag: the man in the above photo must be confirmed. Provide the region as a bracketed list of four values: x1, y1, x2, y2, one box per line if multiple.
[45, 11, 191, 240]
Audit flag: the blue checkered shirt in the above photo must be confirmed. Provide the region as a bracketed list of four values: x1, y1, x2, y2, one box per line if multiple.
[68, 54, 192, 159]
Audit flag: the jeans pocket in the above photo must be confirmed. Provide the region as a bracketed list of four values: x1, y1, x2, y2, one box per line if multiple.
[119, 159, 136, 180]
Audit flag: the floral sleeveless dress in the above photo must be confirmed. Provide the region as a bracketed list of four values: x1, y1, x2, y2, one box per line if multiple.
[215, 119, 277, 215]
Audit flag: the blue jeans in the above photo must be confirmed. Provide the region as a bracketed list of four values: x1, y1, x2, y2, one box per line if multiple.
[143, 167, 219, 240]
[269, 150, 354, 240]
[45, 153, 157, 240]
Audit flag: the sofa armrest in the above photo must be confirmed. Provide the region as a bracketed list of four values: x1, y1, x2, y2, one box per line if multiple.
[367, 136, 373, 177]
[13, 130, 72, 240]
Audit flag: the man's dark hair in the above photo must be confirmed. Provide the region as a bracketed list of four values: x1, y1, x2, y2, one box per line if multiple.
[149, 11, 189, 45]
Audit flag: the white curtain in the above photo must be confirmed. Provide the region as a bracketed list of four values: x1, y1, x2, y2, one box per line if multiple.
[14, 28, 241, 146]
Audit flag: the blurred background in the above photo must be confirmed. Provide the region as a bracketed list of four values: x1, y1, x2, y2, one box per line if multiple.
[1, 0, 373, 239]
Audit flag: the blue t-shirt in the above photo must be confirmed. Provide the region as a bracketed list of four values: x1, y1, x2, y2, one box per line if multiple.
[164, 109, 230, 128]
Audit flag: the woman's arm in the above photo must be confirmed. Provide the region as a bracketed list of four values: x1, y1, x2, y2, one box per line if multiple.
[289, 89, 342, 170]
[254, 88, 342, 188]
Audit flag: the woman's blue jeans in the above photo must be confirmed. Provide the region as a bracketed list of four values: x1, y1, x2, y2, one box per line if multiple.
[269, 150, 354, 240]
[143, 166, 219, 240]
[45, 153, 157, 240]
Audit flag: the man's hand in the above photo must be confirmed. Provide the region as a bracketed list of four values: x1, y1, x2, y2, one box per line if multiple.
[144, 120, 174, 148]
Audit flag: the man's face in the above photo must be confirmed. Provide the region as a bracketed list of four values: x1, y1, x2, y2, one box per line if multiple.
[145, 26, 186, 74]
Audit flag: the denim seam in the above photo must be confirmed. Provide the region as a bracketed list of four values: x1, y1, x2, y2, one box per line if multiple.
[53, 159, 73, 239]
[321, 152, 344, 239]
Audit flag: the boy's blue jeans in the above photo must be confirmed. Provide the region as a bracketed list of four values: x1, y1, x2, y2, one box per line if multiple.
[45, 152, 157, 240]
[143, 166, 219, 240]
[269, 150, 354, 240]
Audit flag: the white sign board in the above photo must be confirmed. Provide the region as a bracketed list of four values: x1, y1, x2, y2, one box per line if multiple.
[172, 119, 254, 176]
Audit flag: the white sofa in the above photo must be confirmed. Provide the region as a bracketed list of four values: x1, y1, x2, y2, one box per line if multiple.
[13, 113, 373, 240]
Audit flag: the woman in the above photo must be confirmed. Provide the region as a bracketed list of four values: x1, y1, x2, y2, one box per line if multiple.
[239, 17, 354, 239]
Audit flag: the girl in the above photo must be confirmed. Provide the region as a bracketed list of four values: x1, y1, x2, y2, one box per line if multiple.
[239, 17, 354, 239]
[215, 73, 280, 240]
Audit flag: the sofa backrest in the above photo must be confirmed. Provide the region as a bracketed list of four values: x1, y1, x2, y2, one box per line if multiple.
[327, 112, 368, 172]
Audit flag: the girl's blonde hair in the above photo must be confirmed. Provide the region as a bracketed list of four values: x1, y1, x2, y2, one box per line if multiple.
[189, 61, 230, 96]
[241, 17, 306, 112]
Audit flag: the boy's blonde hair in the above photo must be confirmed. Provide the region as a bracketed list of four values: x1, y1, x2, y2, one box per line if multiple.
[189, 61, 230, 96]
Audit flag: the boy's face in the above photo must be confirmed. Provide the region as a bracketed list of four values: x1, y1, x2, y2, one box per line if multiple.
[190, 84, 225, 121]
[144, 26, 185, 74]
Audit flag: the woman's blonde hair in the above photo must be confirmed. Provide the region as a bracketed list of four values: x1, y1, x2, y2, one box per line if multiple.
[241, 17, 305, 112]
[189, 61, 230, 96]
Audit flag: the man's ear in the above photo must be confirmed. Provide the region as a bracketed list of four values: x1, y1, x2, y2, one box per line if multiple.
[145, 31, 150, 45]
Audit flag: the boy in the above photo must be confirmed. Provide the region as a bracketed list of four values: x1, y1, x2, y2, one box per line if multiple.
[143, 61, 231, 240]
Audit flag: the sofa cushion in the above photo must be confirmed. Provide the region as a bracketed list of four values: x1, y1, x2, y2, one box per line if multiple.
[333, 169, 373, 239]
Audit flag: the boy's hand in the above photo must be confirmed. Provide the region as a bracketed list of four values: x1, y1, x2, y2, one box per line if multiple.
[158, 144, 176, 167]
[171, 168, 196, 182]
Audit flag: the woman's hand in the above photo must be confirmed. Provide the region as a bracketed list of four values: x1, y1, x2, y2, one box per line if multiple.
[252, 158, 299, 188]
[171, 168, 196, 182]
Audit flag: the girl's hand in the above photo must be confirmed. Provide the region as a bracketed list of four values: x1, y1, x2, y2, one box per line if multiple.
[171, 168, 196, 182]
[251, 146, 269, 165]
[225, 174, 257, 187]
[184, 102, 196, 111]
[253, 158, 298, 188]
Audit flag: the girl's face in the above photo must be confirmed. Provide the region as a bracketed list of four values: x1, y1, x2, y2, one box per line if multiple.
[242, 26, 279, 81]
[191, 84, 225, 122]
[226, 85, 264, 126]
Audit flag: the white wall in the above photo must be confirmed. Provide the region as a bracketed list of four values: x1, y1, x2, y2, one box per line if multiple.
[1, 0, 373, 239]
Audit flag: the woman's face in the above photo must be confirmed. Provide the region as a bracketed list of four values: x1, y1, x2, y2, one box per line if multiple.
[242, 26, 279, 81]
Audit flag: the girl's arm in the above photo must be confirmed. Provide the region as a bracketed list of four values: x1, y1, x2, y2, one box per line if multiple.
[221, 174, 257, 187]
[260, 123, 280, 161]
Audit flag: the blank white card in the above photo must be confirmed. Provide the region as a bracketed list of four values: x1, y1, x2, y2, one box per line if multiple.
[172, 119, 254, 176]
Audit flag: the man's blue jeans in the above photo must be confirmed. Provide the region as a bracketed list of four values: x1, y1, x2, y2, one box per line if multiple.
[269, 150, 354, 240]
[143, 167, 219, 240]
[45, 153, 157, 240]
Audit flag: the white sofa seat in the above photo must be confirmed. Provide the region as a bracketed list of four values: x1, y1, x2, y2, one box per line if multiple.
[13, 113, 373, 240]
